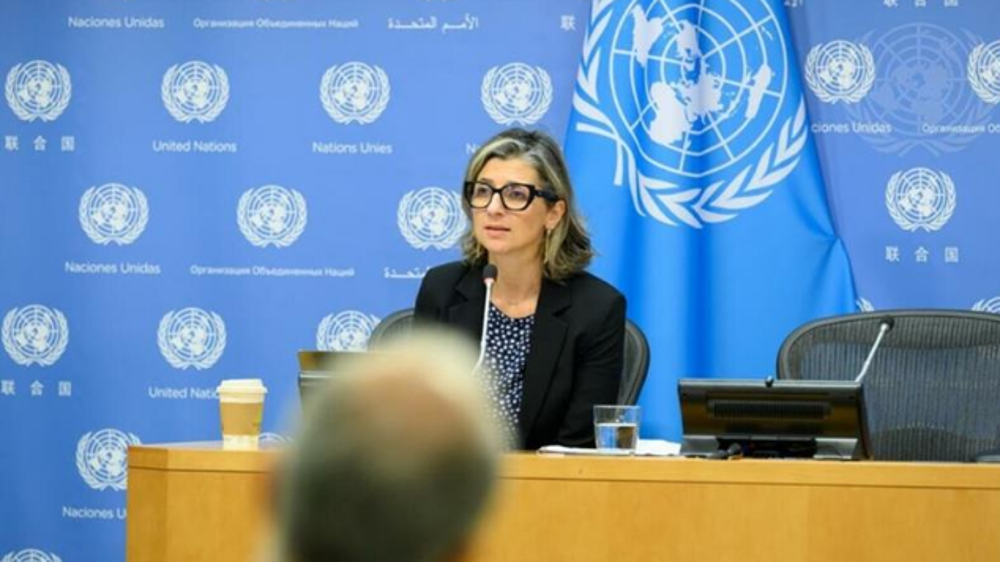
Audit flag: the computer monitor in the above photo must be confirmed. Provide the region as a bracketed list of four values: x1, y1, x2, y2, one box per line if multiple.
[677, 379, 872, 460]
[297, 350, 361, 406]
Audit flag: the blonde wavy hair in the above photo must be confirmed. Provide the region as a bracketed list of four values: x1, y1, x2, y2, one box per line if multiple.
[460, 128, 593, 281]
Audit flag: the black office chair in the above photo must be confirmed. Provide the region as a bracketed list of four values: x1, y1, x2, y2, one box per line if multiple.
[777, 310, 1000, 462]
[367, 308, 415, 349]
[619, 319, 650, 406]
[368, 308, 650, 406]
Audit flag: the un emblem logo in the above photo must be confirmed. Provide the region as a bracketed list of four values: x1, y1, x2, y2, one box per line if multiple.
[76, 428, 141, 492]
[856, 298, 875, 312]
[79, 183, 149, 246]
[572, 1, 806, 228]
[847, 24, 991, 155]
[2, 305, 69, 367]
[162, 61, 230, 123]
[397, 187, 466, 250]
[1, 550, 62, 562]
[260, 432, 291, 444]
[320, 62, 390, 124]
[317, 311, 380, 351]
[885, 168, 956, 233]
[973, 297, 1000, 314]
[481, 63, 553, 125]
[5, 60, 71, 122]
[157, 308, 226, 370]
[805, 41, 875, 103]
[968, 40, 1000, 104]
[237, 185, 307, 248]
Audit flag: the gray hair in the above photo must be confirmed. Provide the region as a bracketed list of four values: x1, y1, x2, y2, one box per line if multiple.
[277, 331, 501, 562]
[461, 128, 593, 281]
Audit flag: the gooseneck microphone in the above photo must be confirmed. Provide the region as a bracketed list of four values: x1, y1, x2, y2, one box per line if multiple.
[855, 316, 895, 384]
[474, 264, 498, 372]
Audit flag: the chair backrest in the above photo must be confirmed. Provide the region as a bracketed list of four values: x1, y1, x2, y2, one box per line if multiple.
[367, 308, 650, 406]
[777, 310, 1000, 462]
[619, 319, 650, 406]
[367, 308, 415, 350]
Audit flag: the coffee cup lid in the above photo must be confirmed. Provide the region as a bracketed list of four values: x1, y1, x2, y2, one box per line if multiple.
[217, 378, 267, 394]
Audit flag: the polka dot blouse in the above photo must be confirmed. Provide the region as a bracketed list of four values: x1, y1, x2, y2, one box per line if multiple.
[482, 303, 534, 447]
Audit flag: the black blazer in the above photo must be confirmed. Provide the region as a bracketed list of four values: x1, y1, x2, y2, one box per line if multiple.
[414, 261, 626, 449]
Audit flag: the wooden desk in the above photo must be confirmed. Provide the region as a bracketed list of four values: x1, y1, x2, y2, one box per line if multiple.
[126, 442, 279, 562]
[127, 444, 1000, 562]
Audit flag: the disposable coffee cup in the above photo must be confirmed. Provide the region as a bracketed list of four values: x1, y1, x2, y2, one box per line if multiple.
[217, 379, 267, 450]
[593, 405, 640, 453]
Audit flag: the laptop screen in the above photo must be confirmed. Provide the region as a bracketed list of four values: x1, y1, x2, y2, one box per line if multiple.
[297, 350, 360, 406]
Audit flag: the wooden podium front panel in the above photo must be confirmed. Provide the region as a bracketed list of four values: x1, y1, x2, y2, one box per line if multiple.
[126, 445, 1000, 562]
[465, 456, 1000, 562]
[127, 442, 279, 562]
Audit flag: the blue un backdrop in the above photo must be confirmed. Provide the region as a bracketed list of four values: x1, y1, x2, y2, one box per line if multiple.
[3, 1, 1000, 560]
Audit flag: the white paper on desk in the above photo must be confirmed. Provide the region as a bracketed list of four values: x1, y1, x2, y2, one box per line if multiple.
[538, 439, 681, 457]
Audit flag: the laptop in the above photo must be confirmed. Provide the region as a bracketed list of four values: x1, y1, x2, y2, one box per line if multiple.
[296, 350, 360, 405]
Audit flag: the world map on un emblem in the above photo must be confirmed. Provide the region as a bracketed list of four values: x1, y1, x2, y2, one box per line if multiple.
[79, 183, 149, 246]
[805, 40, 875, 104]
[161, 61, 230, 123]
[237, 185, 308, 248]
[885, 167, 956, 233]
[968, 39, 1000, 104]
[481, 62, 553, 126]
[2, 305, 69, 367]
[1, 549, 62, 562]
[320, 62, 391, 124]
[157, 307, 227, 370]
[317, 310, 379, 352]
[76, 429, 141, 492]
[574, 0, 804, 228]
[610, 1, 787, 178]
[397, 187, 467, 250]
[846, 24, 990, 156]
[5, 60, 72, 122]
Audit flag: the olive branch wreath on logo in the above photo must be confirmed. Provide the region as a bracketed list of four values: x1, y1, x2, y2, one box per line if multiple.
[856, 298, 875, 312]
[1, 550, 63, 562]
[397, 188, 466, 250]
[161, 62, 230, 124]
[884, 170, 956, 233]
[75, 430, 141, 491]
[804, 41, 875, 104]
[847, 28, 990, 157]
[317, 312, 380, 351]
[573, 1, 808, 229]
[968, 41, 1000, 104]
[5, 62, 72, 122]
[2, 307, 69, 367]
[237, 187, 308, 248]
[972, 296, 1000, 314]
[157, 310, 227, 370]
[320, 64, 391, 125]
[78, 185, 150, 246]
[481, 63, 554, 126]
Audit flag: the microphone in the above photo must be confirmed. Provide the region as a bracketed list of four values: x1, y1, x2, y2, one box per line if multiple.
[854, 316, 895, 384]
[473, 264, 498, 372]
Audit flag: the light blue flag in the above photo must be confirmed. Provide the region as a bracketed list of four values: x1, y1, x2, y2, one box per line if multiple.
[564, 0, 857, 439]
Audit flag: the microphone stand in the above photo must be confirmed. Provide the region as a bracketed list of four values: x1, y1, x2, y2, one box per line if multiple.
[855, 317, 894, 384]
[473, 265, 498, 372]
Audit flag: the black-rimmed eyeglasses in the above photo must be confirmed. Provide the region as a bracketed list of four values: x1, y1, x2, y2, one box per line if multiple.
[463, 181, 560, 211]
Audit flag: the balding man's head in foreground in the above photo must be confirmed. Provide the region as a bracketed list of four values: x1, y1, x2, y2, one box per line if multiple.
[276, 332, 502, 562]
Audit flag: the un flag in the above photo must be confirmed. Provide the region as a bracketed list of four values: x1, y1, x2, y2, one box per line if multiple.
[565, 0, 856, 439]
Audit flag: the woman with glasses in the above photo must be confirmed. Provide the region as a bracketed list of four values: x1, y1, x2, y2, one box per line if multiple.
[414, 128, 626, 449]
